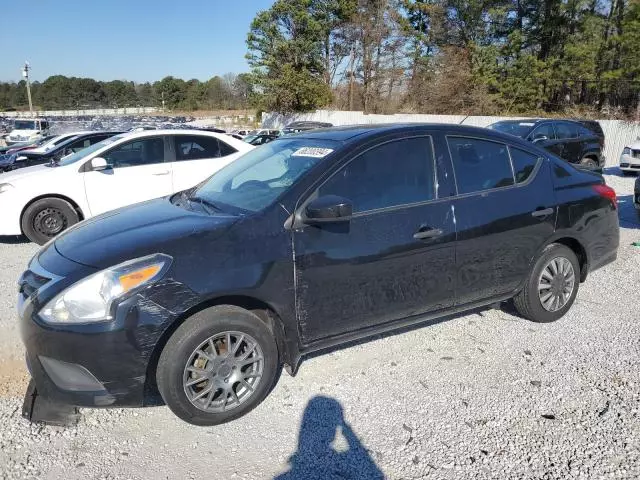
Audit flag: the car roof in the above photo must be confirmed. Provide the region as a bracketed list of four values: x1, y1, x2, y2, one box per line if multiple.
[287, 123, 534, 144]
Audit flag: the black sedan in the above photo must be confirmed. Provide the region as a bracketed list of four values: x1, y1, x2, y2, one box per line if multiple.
[18, 124, 619, 426]
[7, 131, 123, 171]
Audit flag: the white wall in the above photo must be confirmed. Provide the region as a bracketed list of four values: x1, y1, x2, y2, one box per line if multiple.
[0, 107, 159, 118]
[263, 110, 640, 165]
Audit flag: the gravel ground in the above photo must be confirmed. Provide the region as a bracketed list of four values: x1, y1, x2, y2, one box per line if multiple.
[0, 172, 639, 480]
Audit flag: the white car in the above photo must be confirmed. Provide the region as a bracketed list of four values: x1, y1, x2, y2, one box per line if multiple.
[620, 139, 640, 175]
[6, 119, 51, 146]
[0, 130, 253, 244]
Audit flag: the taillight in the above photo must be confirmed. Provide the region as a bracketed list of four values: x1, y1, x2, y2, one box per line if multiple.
[593, 184, 617, 209]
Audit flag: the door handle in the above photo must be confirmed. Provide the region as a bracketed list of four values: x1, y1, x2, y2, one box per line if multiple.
[152, 170, 170, 176]
[413, 227, 443, 240]
[531, 207, 554, 217]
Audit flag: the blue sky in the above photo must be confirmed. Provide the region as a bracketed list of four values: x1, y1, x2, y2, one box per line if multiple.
[0, 0, 275, 83]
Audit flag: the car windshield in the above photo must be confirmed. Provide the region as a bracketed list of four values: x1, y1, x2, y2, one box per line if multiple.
[192, 138, 338, 213]
[14, 120, 36, 130]
[57, 134, 125, 166]
[42, 134, 77, 150]
[489, 122, 535, 138]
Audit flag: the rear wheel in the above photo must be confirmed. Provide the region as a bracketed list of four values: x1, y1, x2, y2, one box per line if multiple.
[156, 305, 280, 426]
[21, 197, 79, 245]
[513, 244, 580, 323]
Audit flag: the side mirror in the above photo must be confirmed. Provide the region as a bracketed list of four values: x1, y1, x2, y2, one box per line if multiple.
[91, 157, 111, 171]
[532, 136, 548, 144]
[303, 195, 353, 224]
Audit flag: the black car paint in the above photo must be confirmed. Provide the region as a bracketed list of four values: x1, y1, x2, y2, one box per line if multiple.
[490, 119, 604, 168]
[18, 124, 619, 410]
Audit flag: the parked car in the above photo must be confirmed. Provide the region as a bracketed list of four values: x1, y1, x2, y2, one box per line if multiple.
[244, 134, 277, 146]
[230, 129, 251, 138]
[281, 121, 333, 135]
[17, 124, 619, 426]
[5, 131, 124, 172]
[0, 130, 252, 244]
[5, 119, 51, 146]
[619, 138, 640, 175]
[246, 129, 280, 137]
[0, 135, 57, 155]
[488, 119, 605, 170]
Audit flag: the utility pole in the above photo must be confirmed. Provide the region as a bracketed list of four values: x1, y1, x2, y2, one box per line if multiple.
[161, 91, 166, 111]
[348, 46, 355, 111]
[22, 62, 33, 113]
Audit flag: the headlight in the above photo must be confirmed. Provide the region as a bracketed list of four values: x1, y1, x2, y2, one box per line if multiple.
[39, 254, 172, 324]
[0, 183, 14, 193]
[622, 147, 631, 156]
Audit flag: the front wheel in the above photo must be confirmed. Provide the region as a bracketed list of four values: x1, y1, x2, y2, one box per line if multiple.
[21, 197, 80, 245]
[580, 157, 599, 170]
[156, 305, 280, 426]
[513, 244, 580, 323]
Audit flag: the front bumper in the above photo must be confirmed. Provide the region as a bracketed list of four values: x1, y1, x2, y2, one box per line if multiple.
[620, 154, 640, 172]
[18, 247, 194, 413]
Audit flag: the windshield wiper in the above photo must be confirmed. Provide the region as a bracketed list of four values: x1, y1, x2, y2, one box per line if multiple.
[189, 196, 223, 215]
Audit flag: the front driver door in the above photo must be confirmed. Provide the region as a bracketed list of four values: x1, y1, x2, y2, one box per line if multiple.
[292, 134, 457, 344]
[83, 136, 173, 216]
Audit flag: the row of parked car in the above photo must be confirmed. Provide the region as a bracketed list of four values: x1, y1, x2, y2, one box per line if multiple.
[1, 116, 638, 245]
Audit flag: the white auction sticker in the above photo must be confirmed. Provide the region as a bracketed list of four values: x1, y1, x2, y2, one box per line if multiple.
[291, 147, 334, 158]
[519, 122, 535, 126]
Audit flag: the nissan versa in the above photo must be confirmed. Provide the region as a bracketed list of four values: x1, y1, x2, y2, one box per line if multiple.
[18, 124, 619, 426]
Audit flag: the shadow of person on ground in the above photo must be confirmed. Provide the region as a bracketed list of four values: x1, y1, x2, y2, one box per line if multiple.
[275, 396, 384, 480]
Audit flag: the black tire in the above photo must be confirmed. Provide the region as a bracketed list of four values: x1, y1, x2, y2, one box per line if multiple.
[513, 244, 580, 323]
[21, 197, 80, 245]
[156, 305, 280, 426]
[580, 157, 598, 169]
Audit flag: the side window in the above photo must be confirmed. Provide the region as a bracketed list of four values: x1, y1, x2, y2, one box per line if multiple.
[102, 138, 165, 168]
[555, 122, 578, 139]
[577, 125, 594, 137]
[218, 139, 237, 156]
[509, 147, 540, 183]
[318, 137, 435, 213]
[447, 137, 514, 194]
[67, 138, 91, 153]
[529, 123, 555, 141]
[89, 135, 109, 145]
[174, 135, 221, 161]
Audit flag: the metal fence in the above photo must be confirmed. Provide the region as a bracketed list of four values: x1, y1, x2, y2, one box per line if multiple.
[263, 110, 640, 165]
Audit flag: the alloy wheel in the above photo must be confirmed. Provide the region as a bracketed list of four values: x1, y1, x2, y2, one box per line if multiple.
[537, 256, 576, 312]
[183, 331, 264, 413]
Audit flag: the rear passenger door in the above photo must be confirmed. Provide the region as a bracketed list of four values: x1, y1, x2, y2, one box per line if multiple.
[447, 136, 556, 306]
[169, 134, 242, 192]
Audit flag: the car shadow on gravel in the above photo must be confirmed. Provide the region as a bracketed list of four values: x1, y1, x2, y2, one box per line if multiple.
[618, 195, 640, 229]
[274, 395, 384, 480]
[0, 235, 30, 245]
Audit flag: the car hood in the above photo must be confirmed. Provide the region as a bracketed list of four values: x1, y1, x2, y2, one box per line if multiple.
[625, 141, 640, 150]
[0, 163, 51, 181]
[54, 197, 239, 269]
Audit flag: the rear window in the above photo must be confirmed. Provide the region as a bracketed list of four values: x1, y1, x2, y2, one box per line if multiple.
[489, 122, 535, 138]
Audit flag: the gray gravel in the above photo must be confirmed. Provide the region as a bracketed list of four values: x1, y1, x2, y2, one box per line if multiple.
[1, 172, 639, 480]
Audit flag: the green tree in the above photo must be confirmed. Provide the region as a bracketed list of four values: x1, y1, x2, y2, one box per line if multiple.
[246, 0, 340, 112]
